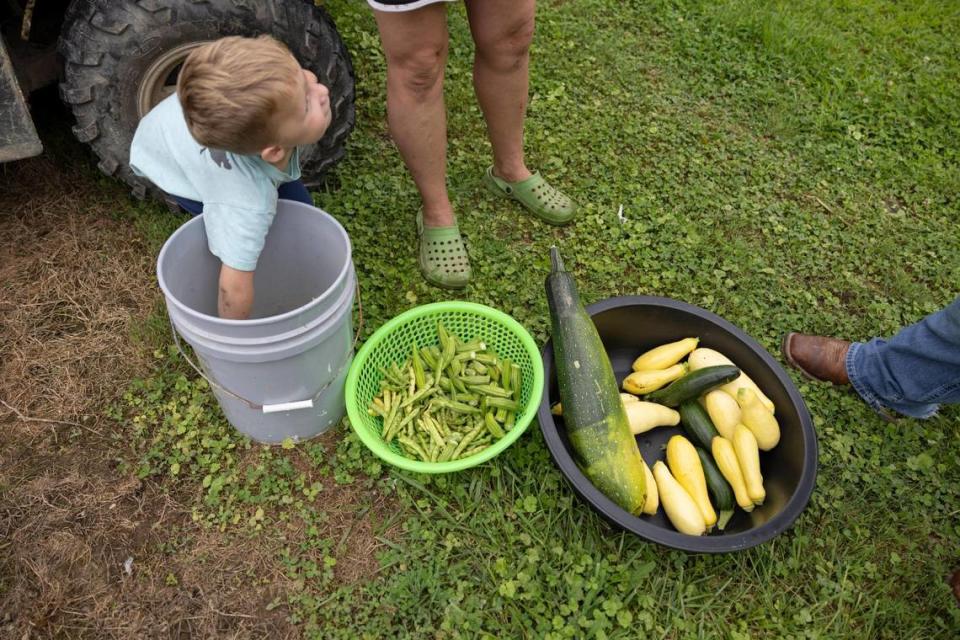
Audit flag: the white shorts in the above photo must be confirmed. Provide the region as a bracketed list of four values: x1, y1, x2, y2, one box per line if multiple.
[367, 0, 458, 12]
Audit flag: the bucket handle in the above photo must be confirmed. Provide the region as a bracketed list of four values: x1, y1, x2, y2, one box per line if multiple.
[168, 281, 364, 413]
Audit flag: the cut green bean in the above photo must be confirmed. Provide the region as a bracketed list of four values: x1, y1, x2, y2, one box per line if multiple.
[484, 396, 520, 411]
[400, 384, 436, 408]
[386, 406, 414, 443]
[437, 322, 451, 351]
[438, 440, 459, 462]
[368, 329, 526, 462]
[431, 415, 449, 438]
[451, 422, 485, 459]
[379, 366, 405, 388]
[442, 337, 456, 366]
[422, 418, 445, 448]
[501, 358, 513, 390]
[398, 436, 428, 460]
[395, 407, 420, 430]
[420, 346, 438, 369]
[457, 340, 486, 353]
[412, 343, 426, 390]
[469, 384, 513, 398]
[484, 411, 505, 439]
[433, 397, 482, 414]
[382, 400, 400, 441]
[460, 445, 487, 459]
[511, 365, 521, 403]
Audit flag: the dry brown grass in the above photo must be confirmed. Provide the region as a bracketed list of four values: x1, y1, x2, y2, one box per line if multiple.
[0, 140, 299, 638]
[0, 147, 301, 638]
[0, 152, 156, 426]
[0, 111, 396, 639]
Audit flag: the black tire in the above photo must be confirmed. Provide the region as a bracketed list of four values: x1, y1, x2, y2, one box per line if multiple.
[57, 0, 355, 199]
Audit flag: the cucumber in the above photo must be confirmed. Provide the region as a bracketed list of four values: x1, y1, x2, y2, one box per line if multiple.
[545, 247, 647, 515]
[678, 400, 720, 450]
[645, 365, 740, 407]
[689, 347, 775, 412]
[696, 447, 735, 530]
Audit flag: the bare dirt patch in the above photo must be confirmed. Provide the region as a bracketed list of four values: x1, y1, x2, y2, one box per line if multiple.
[284, 431, 402, 587]
[0, 445, 299, 639]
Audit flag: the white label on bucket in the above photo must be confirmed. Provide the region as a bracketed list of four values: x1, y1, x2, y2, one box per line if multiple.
[262, 400, 315, 413]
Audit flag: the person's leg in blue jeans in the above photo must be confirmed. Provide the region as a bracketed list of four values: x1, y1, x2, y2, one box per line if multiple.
[276, 179, 313, 206]
[847, 296, 960, 418]
[783, 296, 960, 419]
[171, 179, 313, 215]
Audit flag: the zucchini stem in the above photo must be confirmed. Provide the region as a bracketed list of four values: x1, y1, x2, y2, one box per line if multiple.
[550, 246, 565, 272]
[717, 509, 734, 531]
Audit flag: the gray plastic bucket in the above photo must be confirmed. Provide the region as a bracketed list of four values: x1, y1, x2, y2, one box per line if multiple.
[156, 200, 356, 444]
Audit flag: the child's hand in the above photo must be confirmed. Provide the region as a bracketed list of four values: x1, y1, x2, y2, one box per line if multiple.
[218, 265, 254, 320]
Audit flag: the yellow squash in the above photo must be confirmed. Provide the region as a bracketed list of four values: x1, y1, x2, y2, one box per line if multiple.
[622, 363, 687, 395]
[733, 424, 765, 505]
[552, 393, 638, 416]
[631, 337, 699, 372]
[640, 457, 659, 515]
[737, 388, 781, 450]
[687, 348, 775, 412]
[711, 436, 754, 511]
[624, 401, 681, 434]
[666, 435, 717, 530]
[653, 461, 706, 536]
[550, 393, 660, 433]
[703, 389, 741, 440]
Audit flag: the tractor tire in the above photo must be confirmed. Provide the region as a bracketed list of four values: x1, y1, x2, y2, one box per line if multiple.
[57, 0, 355, 199]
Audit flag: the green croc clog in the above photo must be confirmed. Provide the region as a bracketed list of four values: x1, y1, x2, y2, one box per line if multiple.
[483, 166, 578, 226]
[417, 210, 471, 289]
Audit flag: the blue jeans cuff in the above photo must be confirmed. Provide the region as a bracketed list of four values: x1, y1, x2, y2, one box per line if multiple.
[846, 342, 939, 420]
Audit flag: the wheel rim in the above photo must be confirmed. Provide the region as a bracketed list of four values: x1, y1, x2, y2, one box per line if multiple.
[136, 41, 210, 117]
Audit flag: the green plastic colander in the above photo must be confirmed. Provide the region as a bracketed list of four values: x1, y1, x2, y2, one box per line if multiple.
[344, 301, 544, 473]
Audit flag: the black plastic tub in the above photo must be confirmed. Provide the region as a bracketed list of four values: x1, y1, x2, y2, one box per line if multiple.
[537, 296, 818, 552]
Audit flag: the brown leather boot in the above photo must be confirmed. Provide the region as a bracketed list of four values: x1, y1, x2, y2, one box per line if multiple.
[781, 333, 851, 385]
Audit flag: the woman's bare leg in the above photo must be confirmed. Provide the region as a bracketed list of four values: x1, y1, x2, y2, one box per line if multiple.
[465, 0, 536, 183]
[373, 5, 454, 227]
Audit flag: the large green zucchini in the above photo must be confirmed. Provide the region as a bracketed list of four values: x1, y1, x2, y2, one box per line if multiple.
[545, 247, 646, 514]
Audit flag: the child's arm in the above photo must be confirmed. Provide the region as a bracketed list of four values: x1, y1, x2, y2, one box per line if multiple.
[218, 265, 254, 320]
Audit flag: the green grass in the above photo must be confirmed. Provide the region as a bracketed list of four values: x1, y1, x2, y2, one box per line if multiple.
[117, 0, 960, 637]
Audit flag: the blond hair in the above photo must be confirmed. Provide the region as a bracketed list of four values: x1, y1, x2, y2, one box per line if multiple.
[177, 35, 301, 154]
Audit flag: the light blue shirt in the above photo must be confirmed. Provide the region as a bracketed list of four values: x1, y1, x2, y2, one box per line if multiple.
[130, 94, 301, 271]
